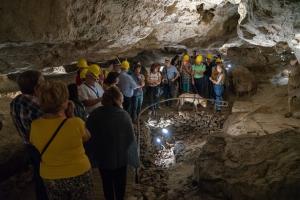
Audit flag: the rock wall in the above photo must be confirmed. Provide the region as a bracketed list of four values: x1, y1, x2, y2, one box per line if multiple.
[194, 130, 300, 200]
[0, 0, 300, 74]
[0, 0, 239, 73]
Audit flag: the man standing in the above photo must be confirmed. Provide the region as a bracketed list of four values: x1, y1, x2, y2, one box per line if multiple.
[78, 64, 104, 114]
[10, 70, 47, 200]
[162, 58, 180, 106]
[204, 53, 216, 98]
[192, 55, 206, 97]
[117, 60, 139, 116]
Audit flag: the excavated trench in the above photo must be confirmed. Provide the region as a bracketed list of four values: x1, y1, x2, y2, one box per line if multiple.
[131, 100, 231, 199]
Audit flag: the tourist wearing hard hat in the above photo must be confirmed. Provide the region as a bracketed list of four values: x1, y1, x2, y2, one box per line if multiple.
[78, 64, 104, 114]
[180, 54, 192, 93]
[192, 55, 206, 97]
[203, 53, 216, 98]
[117, 60, 139, 116]
[76, 58, 89, 85]
[89, 64, 105, 86]
[209, 63, 225, 112]
[211, 58, 223, 82]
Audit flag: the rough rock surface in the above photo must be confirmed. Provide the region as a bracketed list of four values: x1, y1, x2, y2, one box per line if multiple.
[0, 0, 300, 73]
[194, 130, 300, 200]
[288, 61, 300, 113]
[229, 66, 257, 96]
[235, 0, 300, 60]
[0, 0, 239, 73]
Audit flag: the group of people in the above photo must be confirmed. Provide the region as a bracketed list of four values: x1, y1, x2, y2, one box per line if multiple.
[10, 68, 138, 199]
[172, 53, 226, 112]
[126, 53, 226, 114]
[9, 52, 225, 200]
[74, 53, 225, 121]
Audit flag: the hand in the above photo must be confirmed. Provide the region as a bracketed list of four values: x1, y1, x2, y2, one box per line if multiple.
[192, 80, 195, 85]
[65, 101, 75, 118]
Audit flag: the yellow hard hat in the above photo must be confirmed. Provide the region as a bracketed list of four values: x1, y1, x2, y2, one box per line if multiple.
[77, 58, 88, 68]
[195, 55, 203, 64]
[183, 54, 190, 62]
[121, 60, 130, 70]
[206, 54, 213, 60]
[79, 68, 88, 79]
[88, 64, 101, 77]
[215, 58, 223, 63]
[103, 68, 110, 78]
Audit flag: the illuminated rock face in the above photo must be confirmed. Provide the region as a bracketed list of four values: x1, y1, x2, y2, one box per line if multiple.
[0, 0, 299, 73]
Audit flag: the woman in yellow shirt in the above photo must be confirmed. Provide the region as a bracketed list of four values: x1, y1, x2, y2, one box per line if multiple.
[30, 81, 93, 200]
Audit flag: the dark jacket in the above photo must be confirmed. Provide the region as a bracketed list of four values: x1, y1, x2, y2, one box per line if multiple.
[71, 99, 87, 121]
[86, 106, 135, 169]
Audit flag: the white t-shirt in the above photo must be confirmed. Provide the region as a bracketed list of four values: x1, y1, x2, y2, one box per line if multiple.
[148, 72, 161, 86]
[78, 82, 104, 113]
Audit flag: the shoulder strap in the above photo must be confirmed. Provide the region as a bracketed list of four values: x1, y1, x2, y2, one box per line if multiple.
[84, 83, 100, 98]
[40, 118, 68, 156]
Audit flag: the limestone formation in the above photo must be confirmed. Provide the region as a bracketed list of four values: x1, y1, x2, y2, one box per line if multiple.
[0, 0, 299, 73]
[288, 60, 300, 113]
[194, 130, 300, 200]
[229, 66, 257, 96]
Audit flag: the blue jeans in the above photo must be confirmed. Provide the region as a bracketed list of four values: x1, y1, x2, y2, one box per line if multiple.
[132, 95, 143, 121]
[214, 84, 224, 111]
[123, 96, 132, 117]
[163, 82, 177, 106]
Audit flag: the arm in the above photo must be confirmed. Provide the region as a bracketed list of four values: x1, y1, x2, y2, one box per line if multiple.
[140, 75, 145, 87]
[135, 75, 145, 89]
[173, 71, 180, 81]
[215, 74, 224, 85]
[82, 128, 91, 142]
[188, 65, 193, 75]
[65, 101, 75, 118]
[171, 67, 180, 82]
[147, 76, 154, 85]
[191, 67, 195, 84]
[78, 85, 101, 107]
[155, 73, 162, 85]
[210, 74, 223, 84]
[130, 76, 139, 90]
[82, 98, 101, 107]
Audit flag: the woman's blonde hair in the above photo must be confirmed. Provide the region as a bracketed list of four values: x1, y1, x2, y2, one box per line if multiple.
[38, 81, 69, 114]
